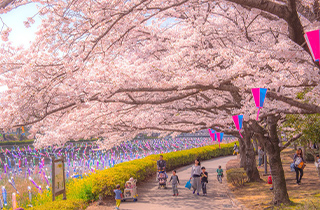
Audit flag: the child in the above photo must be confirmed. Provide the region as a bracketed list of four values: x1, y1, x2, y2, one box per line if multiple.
[217, 165, 223, 183]
[169, 170, 180, 196]
[315, 155, 320, 177]
[114, 184, 123, 210]
[200, 166, 208, 196]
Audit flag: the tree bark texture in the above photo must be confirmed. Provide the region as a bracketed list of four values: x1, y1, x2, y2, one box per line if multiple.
[243, 122, 261, 182]
[238, 137, 246, 168]
[266, 115, 290, 205]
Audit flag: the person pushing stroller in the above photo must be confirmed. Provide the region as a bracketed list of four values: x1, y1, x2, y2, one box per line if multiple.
[157, 155, 166, 171]
[157, 155, 168, 188]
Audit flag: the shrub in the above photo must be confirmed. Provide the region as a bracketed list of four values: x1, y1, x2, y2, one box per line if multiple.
[226, 168, 247, 187]
[31, 142, 236, 209]
[0, 139, 34, 145]
[226, 159, 240, 170]
[31, 199, 88, 210]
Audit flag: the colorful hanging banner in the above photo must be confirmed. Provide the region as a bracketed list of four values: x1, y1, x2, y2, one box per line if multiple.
[216, 133, 224, 149]
[208, 129, 216, 142]
[251, 88, 267, 120]
[304, 30, 320, 62]
[232, 115, 243, 138]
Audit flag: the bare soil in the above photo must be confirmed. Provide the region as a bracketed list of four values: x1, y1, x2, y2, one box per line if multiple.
[229, 149, 320, 209]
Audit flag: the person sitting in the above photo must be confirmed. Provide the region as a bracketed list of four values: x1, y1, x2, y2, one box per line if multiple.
[125, 182, 133, 189]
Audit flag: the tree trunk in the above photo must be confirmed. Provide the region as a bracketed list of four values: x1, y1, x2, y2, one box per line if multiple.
[252, 137, 258, 154]
[238, 137, 246, 168]
[303, 145, 307, 161]
[266, 115, 290, 205]
[243, 122, 261, 182]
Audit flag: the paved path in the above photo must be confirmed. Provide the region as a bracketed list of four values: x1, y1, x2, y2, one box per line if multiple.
[87, 156, 245, 210]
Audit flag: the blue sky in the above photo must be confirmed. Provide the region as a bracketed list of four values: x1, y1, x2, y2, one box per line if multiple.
[0, 4, 40, 92]
[0, 3, 40, 47]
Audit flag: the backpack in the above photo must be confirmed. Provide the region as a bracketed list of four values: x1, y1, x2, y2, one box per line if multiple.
[267, 175, 272, 184]
[290, 163, 295, 171]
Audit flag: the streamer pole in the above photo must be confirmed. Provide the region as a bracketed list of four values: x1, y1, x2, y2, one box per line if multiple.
[256, 107, 261, 121]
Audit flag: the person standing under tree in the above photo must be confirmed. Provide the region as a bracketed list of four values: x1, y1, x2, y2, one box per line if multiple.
[258, 146, 264, 168]
[293, 148, 305, 185]
[315, 155, 320, 177]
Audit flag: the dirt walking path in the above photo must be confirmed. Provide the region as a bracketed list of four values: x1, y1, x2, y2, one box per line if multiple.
[87, 156, 246, 210]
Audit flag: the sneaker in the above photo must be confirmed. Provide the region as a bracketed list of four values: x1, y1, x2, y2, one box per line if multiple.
[173, 194, 175, 196]
[193, 190, 196, 194]
[197, 193, 200, 196]
[176, 194, 178, 196]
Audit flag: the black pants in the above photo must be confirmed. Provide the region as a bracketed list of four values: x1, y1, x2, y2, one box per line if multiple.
[295, 167, 303, 183]
[201, 182, 207, 194]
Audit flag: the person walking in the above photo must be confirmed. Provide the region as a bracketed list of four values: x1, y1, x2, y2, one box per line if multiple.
[157, 155, 166, 171]
[113, 184, 123, 210]
[200, 166, 208, 196]
[217, 165, 223, 183]
[293, 148, 305, 185]
[190, 159, 201, 195]
[233, 143, 239, 155]
[169, 170, 180, 196]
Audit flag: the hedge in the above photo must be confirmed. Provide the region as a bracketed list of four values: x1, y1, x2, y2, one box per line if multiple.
[226, 168, 247, 187]
[31, 142, 236, 210]
[0, 139, 34, 146]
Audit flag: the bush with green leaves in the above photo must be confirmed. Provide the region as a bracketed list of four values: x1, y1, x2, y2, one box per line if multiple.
[226, 168, 247, 187]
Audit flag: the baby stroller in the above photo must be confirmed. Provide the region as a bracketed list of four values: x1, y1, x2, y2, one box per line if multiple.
[122, 178, 138, 202]
[157, 170, 168, 189]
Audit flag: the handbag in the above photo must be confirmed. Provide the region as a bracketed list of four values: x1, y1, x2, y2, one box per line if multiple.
[185, 180, 192, 190]
[297, 161, 304, 168]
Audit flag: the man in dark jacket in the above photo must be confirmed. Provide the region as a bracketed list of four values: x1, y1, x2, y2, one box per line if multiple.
[157, 155, 166, 171]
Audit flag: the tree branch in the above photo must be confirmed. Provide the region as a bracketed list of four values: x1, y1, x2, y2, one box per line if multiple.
[280, 133, 302, 151]
[267, 91, 320, 114]
[225, 0, 290, 20]
[0, 0, 14, 9]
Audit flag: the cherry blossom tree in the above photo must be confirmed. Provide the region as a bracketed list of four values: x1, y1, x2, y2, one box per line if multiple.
[1, 0, 320, 205]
